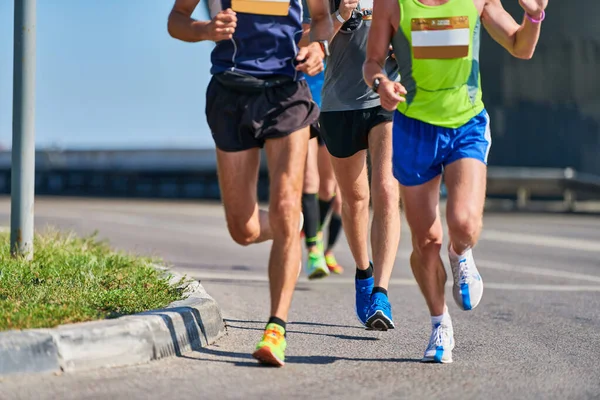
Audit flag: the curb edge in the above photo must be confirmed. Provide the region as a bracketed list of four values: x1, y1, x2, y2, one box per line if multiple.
[0, 265, 225, 376]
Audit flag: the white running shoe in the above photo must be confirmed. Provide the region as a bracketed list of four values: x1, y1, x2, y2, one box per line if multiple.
[422, 317, 455, 364]
[449, 247, 484, 311]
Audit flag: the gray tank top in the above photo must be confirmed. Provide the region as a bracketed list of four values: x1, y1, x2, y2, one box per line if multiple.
[321, 0, 399, 112]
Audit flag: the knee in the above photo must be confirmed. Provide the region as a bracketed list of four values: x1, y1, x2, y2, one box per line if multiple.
[319, 178, 336, 199]
[371, 177, 400, 210]
[303, 170, 319, 193]
[447, 209, 482, 246]
[340, 185, 369, 210]
[269, 195, 301, 236]
[228, 219, 260, 246]
[411, 226, 443, 258]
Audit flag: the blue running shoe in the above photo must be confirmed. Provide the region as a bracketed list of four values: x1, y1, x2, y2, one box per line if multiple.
[365, 292, 395, 331]
[355, 276, 374, 326]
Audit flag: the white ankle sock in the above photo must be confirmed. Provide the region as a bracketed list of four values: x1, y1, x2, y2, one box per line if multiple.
[431, 314, 444, 326]
[449, 244, 470, 261]
[431, 307, 450, 326]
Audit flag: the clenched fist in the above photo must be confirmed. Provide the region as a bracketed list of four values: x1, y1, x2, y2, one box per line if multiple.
[378, 78, 407, 112]
[207, 8, 237, 42]
[519, 0, 548, 20]
[338, 0, 359, 21]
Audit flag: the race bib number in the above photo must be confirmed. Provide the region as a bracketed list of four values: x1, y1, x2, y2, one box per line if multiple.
[411, 16, 470, 59]
[231, 0, 290, 16]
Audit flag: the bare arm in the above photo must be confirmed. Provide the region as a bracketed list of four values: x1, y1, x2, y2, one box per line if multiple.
[168, 0, 236, 43]
[363, 0, 396, 88]
[306, 0, 334, 43]
[301, 0, 356, 44]
[167, 0, 208, 42]
[299, 23, 311, 47]
[481, 0, 547, 60]
[362, 0, 406, 111]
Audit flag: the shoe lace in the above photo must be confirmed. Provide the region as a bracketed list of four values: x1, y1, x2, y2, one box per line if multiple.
[371, 295, 391, 313]
[457, 258, 473, 285]
[263, 328, 283, 346]
[430, 323, 451, 348]
[357, 285, 372, 304]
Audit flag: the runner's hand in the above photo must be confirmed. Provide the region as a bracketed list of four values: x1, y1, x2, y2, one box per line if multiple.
[518, 0, 548, 19]
[296, 42, 325, 76]
[338, 0, 359, 21]
[378, 79, 407, 111]
[207, 9, 237, 42]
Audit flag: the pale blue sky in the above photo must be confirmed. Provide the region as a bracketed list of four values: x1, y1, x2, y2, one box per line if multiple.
[0, 0, 215, 149]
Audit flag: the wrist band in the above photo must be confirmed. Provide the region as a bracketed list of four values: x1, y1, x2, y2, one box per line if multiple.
[526, 10, 545, 24]
[335, 10, 346, 24]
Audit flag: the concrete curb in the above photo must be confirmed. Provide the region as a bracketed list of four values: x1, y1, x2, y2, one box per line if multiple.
[0, 266, 226, 376]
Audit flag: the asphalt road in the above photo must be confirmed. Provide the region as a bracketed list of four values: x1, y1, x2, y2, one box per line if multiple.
[0, 197, 599, 400]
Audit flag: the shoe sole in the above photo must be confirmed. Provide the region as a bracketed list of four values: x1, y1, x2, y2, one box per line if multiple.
[365, 310, 395, 331]
[453, 280, 484, 311]
[252, 347, 285, 367]
[308, 268, 329, 280]
[421, 356, 453, 364]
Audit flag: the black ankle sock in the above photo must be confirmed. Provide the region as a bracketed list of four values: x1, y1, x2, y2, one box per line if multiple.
[355, 262, 373, 280]
[327, 213, 342, 249]
[318, 198, 333, 228]
[267, 316, 287, 332]
[301, 193, 319, 247]
[371, 287, 388, 298]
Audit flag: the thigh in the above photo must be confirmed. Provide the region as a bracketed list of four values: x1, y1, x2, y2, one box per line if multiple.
[329, 150, 369, 203]
[206, 77, 261, 152]
[216, 148, 261, 228]
[320, 110, 368, 159]
[367, 119, 397, 190]
[444, 158, 487, 226]
[400, 176, 444, 246]
[317, 140, 337, 198]
[265, 127, 311, 216]
[443, 111, 490, 225]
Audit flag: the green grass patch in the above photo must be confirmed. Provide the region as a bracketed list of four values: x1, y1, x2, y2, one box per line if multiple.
[0, 230, 185, 331]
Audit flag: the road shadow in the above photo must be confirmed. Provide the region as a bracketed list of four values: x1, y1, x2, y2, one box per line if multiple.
[225, 323, 378, 342]
[225, 319, 363, 330]
[192, 346, 421, 367]
[141, 313, 420, 368]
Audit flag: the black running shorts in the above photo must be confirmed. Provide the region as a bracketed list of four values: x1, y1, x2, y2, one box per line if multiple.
[206, 72, 319, 152]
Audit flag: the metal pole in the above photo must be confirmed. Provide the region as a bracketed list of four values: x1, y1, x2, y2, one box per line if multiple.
[11, 0, 36, 260]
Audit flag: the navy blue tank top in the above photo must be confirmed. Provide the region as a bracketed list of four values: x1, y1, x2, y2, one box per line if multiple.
[207, 0, 305, 80]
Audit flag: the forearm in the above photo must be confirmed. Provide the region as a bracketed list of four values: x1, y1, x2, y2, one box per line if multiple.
[167, 11, 211, 42]
[363, 59, 388, 89]
[511, 16, 542, 59]
[309, 13, 334, 43]
[300, 13, 345, 46]
[330, 13, 346, 42]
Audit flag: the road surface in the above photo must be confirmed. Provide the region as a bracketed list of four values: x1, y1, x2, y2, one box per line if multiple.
[0, 197, 599, 400]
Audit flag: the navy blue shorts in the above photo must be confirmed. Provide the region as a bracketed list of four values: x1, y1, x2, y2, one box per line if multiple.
[392, 109, 492, 187]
